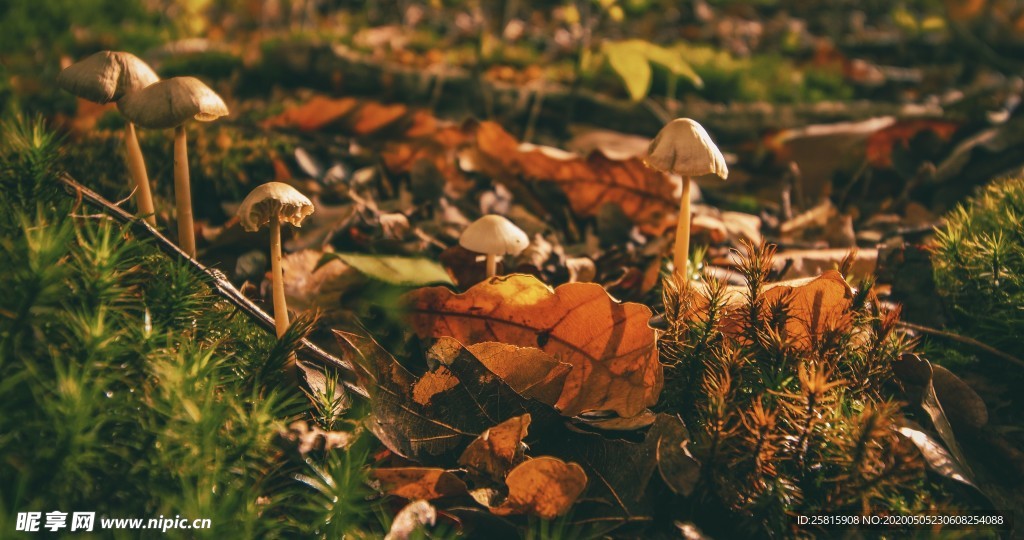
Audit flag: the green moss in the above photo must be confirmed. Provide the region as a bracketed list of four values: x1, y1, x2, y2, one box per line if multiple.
[933, 176, 1024, 357]
[0, 116, 381, 538]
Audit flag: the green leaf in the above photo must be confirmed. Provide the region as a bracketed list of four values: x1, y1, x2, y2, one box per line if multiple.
[603, 41, 652, 101]
[639, 42, 703, 89]
[317, 252, 453, 286]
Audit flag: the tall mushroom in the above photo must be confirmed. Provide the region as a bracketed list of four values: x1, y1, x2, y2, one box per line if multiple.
[118, 76, 229, 257]
[237, 182, 315, 377]
[644, 118, 728, 276]
[57, 51, 160, 226]
[460, 214, 529, 278]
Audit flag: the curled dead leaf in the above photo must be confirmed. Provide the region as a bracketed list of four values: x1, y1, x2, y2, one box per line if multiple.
[405, 274, 662, 417]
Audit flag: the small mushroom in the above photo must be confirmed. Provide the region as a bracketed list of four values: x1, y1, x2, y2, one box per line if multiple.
[644, 118, 728, 276]
[119, 76, 229, 256]
[57, 51, 160, 226]
[237, 182, 315, 378]
[459, 214, 529, 278]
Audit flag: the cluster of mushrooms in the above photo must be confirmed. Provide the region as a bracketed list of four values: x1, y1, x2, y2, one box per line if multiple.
[57, 51, 728, 380]
[57, 51, 318, 376]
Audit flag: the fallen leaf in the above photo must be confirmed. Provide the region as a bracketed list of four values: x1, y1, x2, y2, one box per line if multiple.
[458, 414, 531, 483]
[262, 95, 359, 131]
[373, 467, 468, 500]
[656, 416, 701, 497]
[405, 274, 662, 417]
[318, 252, 454, 286]
[713, 270, 855, 351]
[490, 457, 588, 519]
[337, 332, 519, 459]
[896, 419, 979, 491]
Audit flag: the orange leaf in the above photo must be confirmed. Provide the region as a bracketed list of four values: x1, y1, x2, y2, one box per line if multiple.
[490, 457, 588, 519]
[405, 274, 662, 417]
[349, 102, 409, 136]
[713, 270, 855, 351]
[464, 343, 571, 408]
[458, 414, 531, 482]
[372, 467, 468, 500]
[262, 95, 358, 131]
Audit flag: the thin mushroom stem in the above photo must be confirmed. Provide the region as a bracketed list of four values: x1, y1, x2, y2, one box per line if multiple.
[124, 122, 156, 226]
[673, 176, 692, 276]
[173, 124, 196, 257]
[485, 253, 497, 278]
[270, 214, 299, 381]
[269, 214, 289, 338]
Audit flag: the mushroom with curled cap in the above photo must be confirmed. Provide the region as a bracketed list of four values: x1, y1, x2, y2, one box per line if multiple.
[118, 76, 229, 257]
[643, 118, 728, 276]
[459, 214, 529, 278]
[57, 51, 160, 226]
[238, 182, 315, 334]
[237, 182, 315, 379]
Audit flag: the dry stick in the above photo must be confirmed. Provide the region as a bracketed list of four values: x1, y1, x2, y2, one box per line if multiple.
[57, 173, 368, 398]
[898, 320, 1024, 370]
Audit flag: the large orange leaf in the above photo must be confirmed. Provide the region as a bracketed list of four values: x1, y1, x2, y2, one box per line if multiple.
[404, 274, 662, 417]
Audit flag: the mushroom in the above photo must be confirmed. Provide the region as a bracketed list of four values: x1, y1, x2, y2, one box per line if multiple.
[237, 182, 315, 340]
[459, 214, 529, 278]
[644, 118, 728, 276]
[57, 51, 160, 226]
[118, 76, 229, 257]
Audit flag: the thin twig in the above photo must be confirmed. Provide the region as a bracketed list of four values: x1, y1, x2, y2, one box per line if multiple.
[58, 173, 369, 398]
[898, 320, 1024, 370]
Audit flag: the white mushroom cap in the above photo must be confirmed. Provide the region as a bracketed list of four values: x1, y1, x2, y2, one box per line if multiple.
[57, 51, 159, 104]
[117, 76, 228, 129]
[644, 118, 728, 179]
[237, 182, 315, 232]
[459, 214, 529, 256]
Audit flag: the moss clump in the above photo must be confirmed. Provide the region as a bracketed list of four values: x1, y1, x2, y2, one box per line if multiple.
[659, 243, 968, 537]
[933, 176, 1024, 358]
[0, 116, 379, 537]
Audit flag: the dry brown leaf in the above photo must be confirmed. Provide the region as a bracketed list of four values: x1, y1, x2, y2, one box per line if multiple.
[405, 274, 662, 417]
[458, 414, 531, 483]
[470, 121, 679, 234]
[490, 457, 588, 519]
[464, 343, 571, 408]
[411, 366, 460, 406]
[373, 467, 468, 500]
